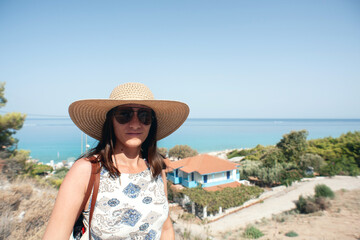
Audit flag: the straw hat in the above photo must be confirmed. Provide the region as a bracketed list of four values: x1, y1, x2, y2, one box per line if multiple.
[69, 82, 189, 141]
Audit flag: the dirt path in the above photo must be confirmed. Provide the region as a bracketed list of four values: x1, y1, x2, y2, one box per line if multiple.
[172, 176, 360, 239]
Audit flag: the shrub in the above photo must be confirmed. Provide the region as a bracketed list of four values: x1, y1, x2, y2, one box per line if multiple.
[296, 195, 319, 214]
[279, 168, 303, 187]
[285, 231, 298, 237]
[157, 147, 168, 157]
[243, 225, 264, 239]
[296, 185, 333, 214]
[299, 153, 326, 172]
[182, 185, 263, 213]
[320, 157, 360, 176]
[315, 197, 331, 210]
[168, 145, 198, 159]
[315, 184, 335, 199]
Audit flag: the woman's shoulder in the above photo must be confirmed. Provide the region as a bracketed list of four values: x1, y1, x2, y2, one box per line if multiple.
[68, 156, 99, 178]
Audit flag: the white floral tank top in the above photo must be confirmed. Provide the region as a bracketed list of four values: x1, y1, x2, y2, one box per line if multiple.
[83, 165, 169, 240]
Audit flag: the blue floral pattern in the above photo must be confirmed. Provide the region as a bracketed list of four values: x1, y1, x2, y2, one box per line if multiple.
[120, 208, 142, 227]
[145, 230, 157, 240]
[142, 197, 152, 204]
[139, 223, 149, 231]
[123, 183, 141, 198]
[84, 165, 168, 240]
[107, 198, 120, 207]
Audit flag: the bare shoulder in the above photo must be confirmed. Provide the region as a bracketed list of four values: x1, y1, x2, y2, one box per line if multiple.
[62, 157, 94, 188]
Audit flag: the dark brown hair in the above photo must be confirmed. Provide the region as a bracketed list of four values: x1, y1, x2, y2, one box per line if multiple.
[81, 107, 164, 179]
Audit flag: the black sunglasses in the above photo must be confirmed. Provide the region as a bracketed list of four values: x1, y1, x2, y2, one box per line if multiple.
[113, 107, 153, 125]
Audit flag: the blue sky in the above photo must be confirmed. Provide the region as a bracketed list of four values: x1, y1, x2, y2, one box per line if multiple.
[1, 0, 359, 118]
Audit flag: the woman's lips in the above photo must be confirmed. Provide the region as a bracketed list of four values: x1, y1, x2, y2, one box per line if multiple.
[126, 132, 142, 136]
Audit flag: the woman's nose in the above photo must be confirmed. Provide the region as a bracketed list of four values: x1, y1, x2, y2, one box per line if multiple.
[129, 112, 141, 128]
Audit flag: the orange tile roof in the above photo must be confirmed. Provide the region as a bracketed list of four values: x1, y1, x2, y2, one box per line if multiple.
[203, 181, 242, 192]
[167, 154, 239, 175]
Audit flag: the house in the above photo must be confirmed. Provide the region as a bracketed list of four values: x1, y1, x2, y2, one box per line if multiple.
[166, 154, 240, 189]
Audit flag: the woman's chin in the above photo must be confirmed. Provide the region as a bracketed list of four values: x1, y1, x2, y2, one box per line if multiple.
[123, 139, 143, 149]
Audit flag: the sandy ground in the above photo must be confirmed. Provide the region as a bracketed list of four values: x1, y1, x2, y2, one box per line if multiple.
[172, 176, 360, 240]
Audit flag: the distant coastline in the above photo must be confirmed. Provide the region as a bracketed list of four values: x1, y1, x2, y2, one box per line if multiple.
[17, 118, 360, 164]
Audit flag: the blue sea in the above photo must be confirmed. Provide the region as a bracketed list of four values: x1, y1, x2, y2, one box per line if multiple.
[16, 118, 360, 164]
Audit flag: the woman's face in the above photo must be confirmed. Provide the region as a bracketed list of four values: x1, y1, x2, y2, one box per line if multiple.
[112, 104, 152, 150]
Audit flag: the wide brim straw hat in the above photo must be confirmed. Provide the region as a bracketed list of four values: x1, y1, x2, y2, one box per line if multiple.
[69, 82, 189, 141]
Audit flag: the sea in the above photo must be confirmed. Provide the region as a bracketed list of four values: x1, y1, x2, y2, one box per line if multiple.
[15, 118, 360, 164]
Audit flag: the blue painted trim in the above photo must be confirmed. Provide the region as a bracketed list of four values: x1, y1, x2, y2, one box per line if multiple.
[200, 168, 237, 175]
[182, 179, 198, 188]
[202, 179, 235, 188]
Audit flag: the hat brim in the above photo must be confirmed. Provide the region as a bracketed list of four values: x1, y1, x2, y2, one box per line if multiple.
[69, 99, 189, 141]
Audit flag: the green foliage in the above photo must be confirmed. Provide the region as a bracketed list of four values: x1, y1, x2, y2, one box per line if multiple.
[319, 156, 360, 176]
[166, 180, 183, 202]
[239, 160, 302, 187]
[0, 82, 7, 107]
[182, 185, 263, 213]
[227, 145, 274, 161]
[243, 226, 264, 239]
[1, 150, 30, 181]
[315, 184, 335, 199]
[299, 153, 326, 172]
[261, 147, 286, 167]
[285, 231, 298, 237]
[276, 130, 308, 163]
[27, 164, 53, 176]
[157, 147, 168, 157]
[237, 160, 262, 180]
[168, 145, 198, 159]
[296, 185, 334, 214]
[0, 82, 27, 151]
[308, 131, 360, 168]
[279, 168, 302, 187]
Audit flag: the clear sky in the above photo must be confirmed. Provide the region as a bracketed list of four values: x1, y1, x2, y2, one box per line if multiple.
[1, 0, 359, 119]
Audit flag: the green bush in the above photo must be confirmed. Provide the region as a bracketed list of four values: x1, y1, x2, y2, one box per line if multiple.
[299, 153, 326, 172]
[168, 145, 198, 159]
[29, 164, 53, 176]
[315, 184, 335, 199]
[318, 156, 360, 177]
[182, 185, 263, 213]
[296, 185, 334, 214]
[279, 168, 303, 187]
[285, 231, 298, 237]
[243, 226, 264, 239]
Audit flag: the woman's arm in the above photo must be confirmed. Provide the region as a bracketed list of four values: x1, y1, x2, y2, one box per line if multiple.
[160, 170, 175, 240]
[42, 158, 92, 240]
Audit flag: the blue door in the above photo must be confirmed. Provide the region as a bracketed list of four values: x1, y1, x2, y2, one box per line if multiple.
[227, 171, 230, 179]
[204, 175, 207, 183]
[191, 172, 194, 181]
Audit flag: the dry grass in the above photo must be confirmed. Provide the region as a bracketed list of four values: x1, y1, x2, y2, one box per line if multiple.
[0, 177, 57, 240]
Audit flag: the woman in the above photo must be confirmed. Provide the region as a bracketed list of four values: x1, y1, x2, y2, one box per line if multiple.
[43, 82, 189, 240]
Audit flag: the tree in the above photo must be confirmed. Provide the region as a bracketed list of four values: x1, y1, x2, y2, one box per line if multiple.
[261, 148, 286, 167]
[276, 130, 308, 163]
[157, 147, 168, 157]
[168, 145, 198, 159]
[0, 82, 26, 151]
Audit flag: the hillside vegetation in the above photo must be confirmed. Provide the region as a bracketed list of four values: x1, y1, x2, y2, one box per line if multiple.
[228, 130, 360, 187]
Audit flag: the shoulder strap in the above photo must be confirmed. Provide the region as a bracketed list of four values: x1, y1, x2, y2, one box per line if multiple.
[77, 158, 100, 240]
[89, 162, 100, 228]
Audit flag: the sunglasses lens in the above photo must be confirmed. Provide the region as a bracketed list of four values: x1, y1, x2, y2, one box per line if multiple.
[114, 107, 152, 125]
[137, 109, 152, 125]
[114, 108, 133, 124]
